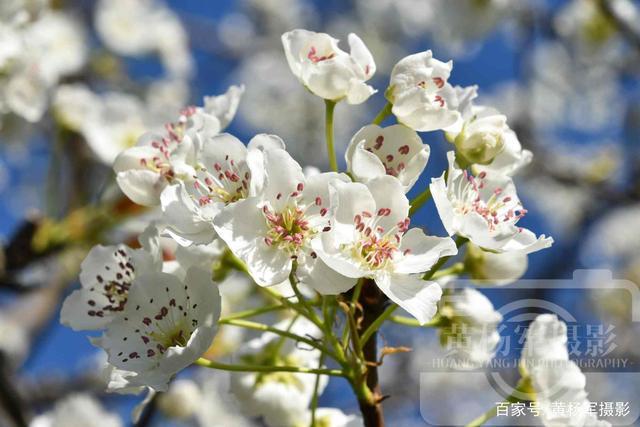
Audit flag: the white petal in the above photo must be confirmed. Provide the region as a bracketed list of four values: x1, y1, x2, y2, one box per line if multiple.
[213, 198, 292, 286]
[375, 273, 442, 324]
[298, 252, 357, 295]
[365, 176, 409, 231]
[348, 139, 386, 182]
[395, 229, 458, 274]
[348, 33, 375, 79]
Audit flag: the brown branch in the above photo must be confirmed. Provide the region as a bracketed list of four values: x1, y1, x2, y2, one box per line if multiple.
[356, 279, 386, 427]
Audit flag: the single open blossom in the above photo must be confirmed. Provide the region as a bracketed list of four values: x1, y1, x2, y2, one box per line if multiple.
[114, 88, 243, 206]
[313, 176, 458, 324]
[439, 287, 502, 367]
[387, 50, 462, 132]
[465, 242, 528, 286]
[161, 133, 284, 246]
[60, 225, 162, 331]
[282, 29, 376, 104]
[521, 315, 611, 427]
[230, 317, 328, 427]
[445, 85, 509, 166]
[214, 147, 355, 294]
[99, 267, 221, 391]
[431, 151, 553, 254]
[345, 124, 430, 192]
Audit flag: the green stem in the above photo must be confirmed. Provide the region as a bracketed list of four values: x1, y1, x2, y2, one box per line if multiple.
[465, 377, 533, 427]
[219, 318, 338, 361]
[196, 358, 344, 377]
[431, 262, 465, 280]
[372, 101, 392, 125]
[220, 304, 285, 322]
[389, 315, 443, 328]
[359, 304, 398, 350]
[409, 187, 431, 217]
[325, 99, 338, 172]
[310, 351, 326, 427]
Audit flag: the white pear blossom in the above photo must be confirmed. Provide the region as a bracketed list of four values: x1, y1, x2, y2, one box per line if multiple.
[3, 69, 48, 122]
[313, 176, 457, 323]
[60, 225, 162, 331]
[345, 124, 429, 192]
[445, 85, 511, 166]
[24, 11, 87, 84]
[114, 88, 243, 206]
[230, 317, 328, 427]
[214, 147, 355, 294]
[431, 151, 553, 254]
[0, 9, 87, 123]
[95, 0, 193, 78]
[161, 133, 283, 246]
[282, 29, 376, 104]
[464, 243, 528, 286]
[99, 267, 221, 391]
[54, 81, 190, 165]
[521, 315, 611, 427]
[439, 288, 502, 367]
[30, 394, 122, 427]
[387, 50, 462, 132]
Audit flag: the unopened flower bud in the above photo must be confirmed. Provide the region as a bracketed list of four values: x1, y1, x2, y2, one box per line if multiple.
[464, 243, 528, 286]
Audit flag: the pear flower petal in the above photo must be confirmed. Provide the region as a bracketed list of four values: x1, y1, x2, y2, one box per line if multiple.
[387, 50, 462, 132]
[346, 124, 429, 192]
[282, 29, 376, 104]
[60, 225, 162, 331]
[520, 315, 611, 427]
[99, 267, 221, 392]
[160, 133, 283, 246]
[313, 176, 457, 324]
[430, 151, 553, 254]
[214, 147, 354, 293]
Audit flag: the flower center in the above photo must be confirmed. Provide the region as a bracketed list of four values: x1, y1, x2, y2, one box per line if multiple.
[263, 203, 311, 255]
[192, 155, 250, 206]
[453, 171, 526, 231]
[349, 210, 410, 270]
[307, 45, 336, 63]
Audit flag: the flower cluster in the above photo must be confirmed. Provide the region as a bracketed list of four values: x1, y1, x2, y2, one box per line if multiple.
[60, 27, 554, 426]
[0, 4, 86, 123]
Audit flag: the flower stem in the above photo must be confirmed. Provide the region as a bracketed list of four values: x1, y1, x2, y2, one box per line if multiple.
[408, 187, 431, 216]
[196, 358, 345, 377]
[325, 99, 338, 172]
[359, 304, 397, 350]
[372, 102, 393, 125]
[310, 351, 326, 427]
[219, 318, 341, 362]
[431, 262, 465, 280]
[219, 304, 285, 322]
[389, 315, 443, 328]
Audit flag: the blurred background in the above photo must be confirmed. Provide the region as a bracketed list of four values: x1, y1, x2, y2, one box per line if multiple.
[0, 0, 639, 426]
